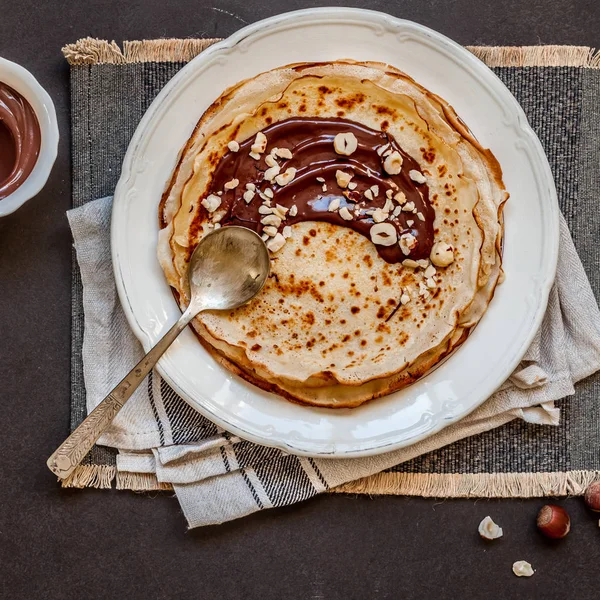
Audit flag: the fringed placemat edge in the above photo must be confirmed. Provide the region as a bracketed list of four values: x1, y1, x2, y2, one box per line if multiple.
[334, 470, 600, 498]
[62, 37, 600, 68]
[466, 45, 600, 68]
[62, 37, 221, 65]
[59, 464, 600, 497]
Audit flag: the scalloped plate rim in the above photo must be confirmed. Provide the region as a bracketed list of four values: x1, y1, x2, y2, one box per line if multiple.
[111, 7, 559, 458]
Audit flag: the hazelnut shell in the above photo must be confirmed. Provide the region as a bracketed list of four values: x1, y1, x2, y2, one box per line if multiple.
[536, 504, 570, 539]
[584, 481, 600, 512]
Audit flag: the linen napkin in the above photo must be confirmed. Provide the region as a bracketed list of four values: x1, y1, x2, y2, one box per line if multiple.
[67, 195, 600, 527]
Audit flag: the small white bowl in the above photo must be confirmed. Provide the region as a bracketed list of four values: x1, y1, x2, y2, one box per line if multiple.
[0, 57, 59, 217]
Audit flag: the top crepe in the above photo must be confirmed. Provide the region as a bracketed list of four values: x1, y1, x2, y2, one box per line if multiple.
[158, 60, 507, 408]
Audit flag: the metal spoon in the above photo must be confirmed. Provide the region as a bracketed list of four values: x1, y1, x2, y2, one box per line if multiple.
[47, 226, 270, 479]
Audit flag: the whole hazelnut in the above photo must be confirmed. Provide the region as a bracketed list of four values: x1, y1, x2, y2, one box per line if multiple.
[536, 504, 570, 539]
[584, 481, 600, 512]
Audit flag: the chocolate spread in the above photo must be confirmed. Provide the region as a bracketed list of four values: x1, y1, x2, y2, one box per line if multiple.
[203, 117, 434, 263]
[0, 82, 41, 200]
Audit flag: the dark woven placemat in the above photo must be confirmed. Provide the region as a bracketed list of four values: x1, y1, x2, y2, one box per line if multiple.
[63, 39, 600, 495]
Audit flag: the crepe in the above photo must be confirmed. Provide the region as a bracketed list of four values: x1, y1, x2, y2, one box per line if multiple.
[158, 60, 507, 407]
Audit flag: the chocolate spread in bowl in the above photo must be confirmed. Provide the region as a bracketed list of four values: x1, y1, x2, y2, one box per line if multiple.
[0, 82, 41, 200]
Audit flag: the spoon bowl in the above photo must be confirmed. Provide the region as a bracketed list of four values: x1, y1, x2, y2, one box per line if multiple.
[187, 226, 271, 313]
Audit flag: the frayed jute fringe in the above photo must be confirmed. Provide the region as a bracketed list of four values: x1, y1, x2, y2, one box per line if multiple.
[60, 465, 116, 489]
[334, 470, 600, 498]
[59, 465, 600, 497]
[62, 38, 600, 68]
[62, 37, 220, 65]
[466, 45, 600, 68]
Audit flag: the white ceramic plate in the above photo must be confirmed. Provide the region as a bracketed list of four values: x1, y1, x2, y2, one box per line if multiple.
[112, 7, 559, 457]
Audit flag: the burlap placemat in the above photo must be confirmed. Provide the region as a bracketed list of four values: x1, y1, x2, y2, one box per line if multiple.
[62, 38, 600, 496]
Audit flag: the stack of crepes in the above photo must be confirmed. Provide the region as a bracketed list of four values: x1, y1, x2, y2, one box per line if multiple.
[158, 60, 507, 408]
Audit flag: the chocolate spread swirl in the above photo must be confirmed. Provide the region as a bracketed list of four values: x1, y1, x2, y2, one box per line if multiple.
[204, 117, 434, 263]
[0, 83, 41, 200]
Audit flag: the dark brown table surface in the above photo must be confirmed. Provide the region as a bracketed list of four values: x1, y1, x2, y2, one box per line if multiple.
[1, 1, 599, 598]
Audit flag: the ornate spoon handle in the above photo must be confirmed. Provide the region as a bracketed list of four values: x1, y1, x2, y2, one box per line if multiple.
[47, 311, 195, 479]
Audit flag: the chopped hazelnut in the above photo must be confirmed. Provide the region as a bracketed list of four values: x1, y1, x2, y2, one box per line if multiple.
[399, 232, 417, 256]
[328, 198, 341, 212]
[424, 265, 437, 278]
[224, 178, 239, 190]
[261, 214, 282, 228]
[370, 223, 398, 246]
[512, 561, 534, 578]
[377, 143, 390, 156]
[402, 259, 420, 269]
[409, 169, 427, 184]
[478, 516, 503, 540]
[262, 225, 278, 237]
[251, 131, 267, 154]
[275, 167, 297, 186]
[339, 206, 354, 221]
[266, 232, 286, 252]
[201, 194, 221, 213]
[372, 208, 388, 223]
[265, 154, 278, 168]
[333, 132, 358, 156]
[394, 191, 407, 204]
[383, 151, 403, 175]
[272, 206, 287, 220]
[430, 242, 455, 267]
[335, 170, 353, 189]
[264, 165, 280, 182]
